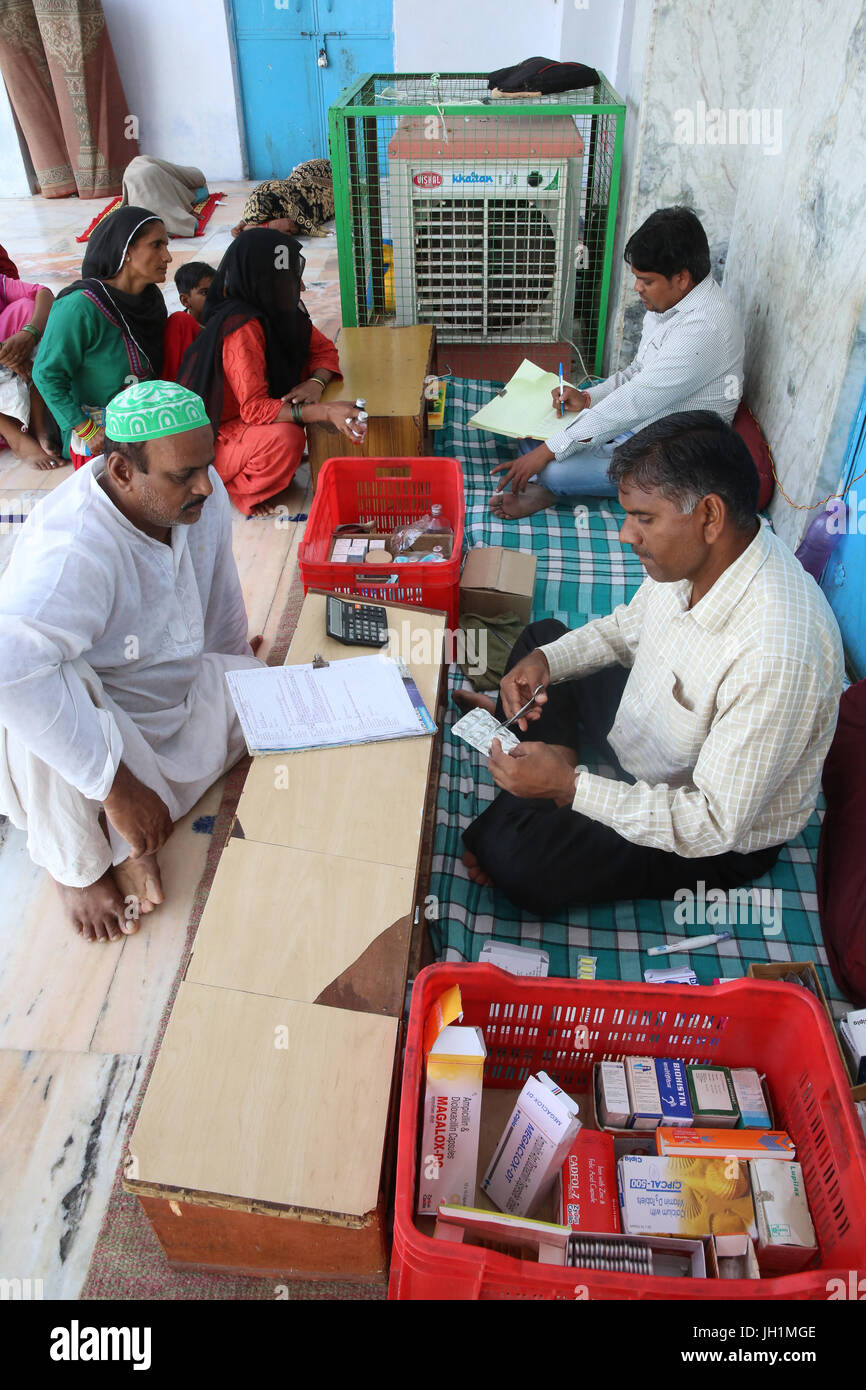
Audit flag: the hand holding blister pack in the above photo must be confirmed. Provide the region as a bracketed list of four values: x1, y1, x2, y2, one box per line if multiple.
[452, 707, 521, 757]
[452, 681, 544, 757]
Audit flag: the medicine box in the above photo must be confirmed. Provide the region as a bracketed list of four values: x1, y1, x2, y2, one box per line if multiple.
[595, 1061, 631, 1130]
[482, 1072, 582, 1218]
[731, 1068, 772, 1129]
[656, 1127, 795, 1161]
[558, 1129, 619, 1233]
[625, 1056, 663, 1129]
[654, 1058, 693, 1127]
[687, 1065, 740, 1128]
[750, 1159, 818, 1272]
[417, 1023, 487, 1216]
[617, 1154, 756, 1239]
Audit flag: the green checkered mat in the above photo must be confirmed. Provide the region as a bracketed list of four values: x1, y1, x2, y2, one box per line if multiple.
[428, 379, 845, 1014]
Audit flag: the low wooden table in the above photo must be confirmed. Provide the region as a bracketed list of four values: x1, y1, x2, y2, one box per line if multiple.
[125, 592, 446, 1282]
[306, 325, 435, 487]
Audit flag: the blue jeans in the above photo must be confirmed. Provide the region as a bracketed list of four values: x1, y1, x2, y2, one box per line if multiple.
[515, 433, 632, 499]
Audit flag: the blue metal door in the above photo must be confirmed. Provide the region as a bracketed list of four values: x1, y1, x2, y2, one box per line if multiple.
[822, 380, 866, 678]
[230, 0, 393, 178]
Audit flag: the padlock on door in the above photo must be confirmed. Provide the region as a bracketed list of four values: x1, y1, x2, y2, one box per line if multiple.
[317, 46, 328, 67]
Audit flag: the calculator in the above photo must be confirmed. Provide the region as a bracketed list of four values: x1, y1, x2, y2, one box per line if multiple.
[326, 595, 389, 647]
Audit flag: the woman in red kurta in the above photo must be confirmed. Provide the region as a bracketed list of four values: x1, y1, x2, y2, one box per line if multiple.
[180, 230, 363, 515]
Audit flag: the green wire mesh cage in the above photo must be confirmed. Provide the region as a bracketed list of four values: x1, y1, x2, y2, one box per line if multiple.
[328, 72, 625, 385]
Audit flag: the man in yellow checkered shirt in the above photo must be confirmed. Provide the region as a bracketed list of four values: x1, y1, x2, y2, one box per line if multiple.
[462, 411, 844, 914]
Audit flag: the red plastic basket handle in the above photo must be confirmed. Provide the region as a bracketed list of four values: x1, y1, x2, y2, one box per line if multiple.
[353, 573, 400, 589]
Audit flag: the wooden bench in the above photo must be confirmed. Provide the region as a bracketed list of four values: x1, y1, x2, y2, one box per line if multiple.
[125, 591, 446, 1282]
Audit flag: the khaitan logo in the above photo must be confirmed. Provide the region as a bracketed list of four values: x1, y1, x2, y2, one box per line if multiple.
[413, 171, 442, 188]
[453, 172, 493, 184]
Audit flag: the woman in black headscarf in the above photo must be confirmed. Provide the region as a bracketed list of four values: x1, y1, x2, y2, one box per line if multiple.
[179, 228, 361, 516]
[32, 207, 170, 464]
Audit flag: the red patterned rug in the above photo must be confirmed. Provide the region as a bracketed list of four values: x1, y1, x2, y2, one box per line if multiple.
[81, 574, 386, 1300]
[76, 192, 224, 243]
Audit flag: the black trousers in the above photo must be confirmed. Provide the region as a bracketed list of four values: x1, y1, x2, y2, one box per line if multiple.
[462, 620, 781, 917]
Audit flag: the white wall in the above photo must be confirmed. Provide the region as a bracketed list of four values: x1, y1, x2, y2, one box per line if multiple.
[723, 0, 866, 548]
[394, 0, 561, 72]
[560, 0, 626, 89]
[102, 0, 245, 180]
[0, 80, 35, 196]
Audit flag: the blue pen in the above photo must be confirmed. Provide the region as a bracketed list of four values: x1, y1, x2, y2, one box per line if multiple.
[558, 361, 564, 416]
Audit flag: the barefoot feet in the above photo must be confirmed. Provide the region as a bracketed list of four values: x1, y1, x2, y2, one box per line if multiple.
[489, 483, 558, 520]
[5, 427, 63, 471]
[453, 688, 497, 716]
[462, 848, 492, 888]
[55, 869, 135, 943]
[113, 853, 164, 925]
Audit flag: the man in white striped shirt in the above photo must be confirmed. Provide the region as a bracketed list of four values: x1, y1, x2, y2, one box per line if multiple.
[463, 413, 844, 915]
[490, 207, 745, 519]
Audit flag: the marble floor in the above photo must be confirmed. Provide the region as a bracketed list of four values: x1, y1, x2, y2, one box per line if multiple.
[0, 185, 342, 1298]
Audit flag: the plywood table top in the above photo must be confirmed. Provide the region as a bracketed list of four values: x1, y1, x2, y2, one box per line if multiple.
[187, 839, 414, 1011]
[128, 591, 445, 1221]
[322, 325, 435, 417]
[129, 983, 398, 1217]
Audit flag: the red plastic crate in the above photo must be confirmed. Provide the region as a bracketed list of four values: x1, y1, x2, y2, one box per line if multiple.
[390, 963, 866, 1300]
[298, 457, 465, 628]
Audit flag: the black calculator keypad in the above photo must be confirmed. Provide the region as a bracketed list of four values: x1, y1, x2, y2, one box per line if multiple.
[326, 598, 389, 646]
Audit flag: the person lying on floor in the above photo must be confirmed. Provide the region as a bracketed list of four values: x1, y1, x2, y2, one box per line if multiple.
[230, 158, 334, 239]
[464, 411, 843, 917]
[0, 380, 263, 944]
[490, 206, 744, 520]
[179, 229, 363, 516]
[0, 270, 63, 469]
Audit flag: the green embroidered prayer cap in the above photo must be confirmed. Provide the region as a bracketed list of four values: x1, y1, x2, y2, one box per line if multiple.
[105, 380, 210, 442]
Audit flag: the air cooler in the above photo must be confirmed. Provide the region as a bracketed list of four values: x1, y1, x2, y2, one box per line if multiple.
[387, 114, 584, 373]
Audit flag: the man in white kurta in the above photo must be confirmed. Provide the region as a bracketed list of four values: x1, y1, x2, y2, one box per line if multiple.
[0, 380, 262, 942]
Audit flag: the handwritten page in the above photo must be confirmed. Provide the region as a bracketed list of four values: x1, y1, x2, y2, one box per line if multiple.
[468, 359, 570, 440]
[225, 656, 432, 755]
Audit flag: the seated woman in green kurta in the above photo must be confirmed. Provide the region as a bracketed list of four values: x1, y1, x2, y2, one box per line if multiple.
[33, 208, 171, 464]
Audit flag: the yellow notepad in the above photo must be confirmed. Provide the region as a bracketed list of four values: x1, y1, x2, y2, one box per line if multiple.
[468, 359, 570, 440]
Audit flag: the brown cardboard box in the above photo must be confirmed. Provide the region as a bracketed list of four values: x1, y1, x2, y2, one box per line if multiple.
[460, 547, 537, 624]
[747, 961, 849, 1077]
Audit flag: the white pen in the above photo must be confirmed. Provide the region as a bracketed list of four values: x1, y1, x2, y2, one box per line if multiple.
[646, 930, 733, 957]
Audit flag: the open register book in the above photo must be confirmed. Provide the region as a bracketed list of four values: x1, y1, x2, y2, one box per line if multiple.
[225, 655, 435, 756]
[468, 359, 572, 440]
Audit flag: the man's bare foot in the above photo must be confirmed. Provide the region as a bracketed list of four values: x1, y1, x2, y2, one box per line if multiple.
[453, 688, 497, 716]
[55, 870, 129, 943]
[250, 634, 264, 655]
[489, 484, 558, 520]
[462, 849, 492, 888]
[113, 853, 164, 925]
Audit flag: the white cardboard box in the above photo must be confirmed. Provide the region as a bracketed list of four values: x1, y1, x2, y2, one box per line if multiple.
[417, 1025, 487, 1215]
[482, 1072, 581, 1217]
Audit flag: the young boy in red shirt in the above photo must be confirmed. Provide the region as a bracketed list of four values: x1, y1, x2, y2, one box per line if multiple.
[163, 262, 214, 381]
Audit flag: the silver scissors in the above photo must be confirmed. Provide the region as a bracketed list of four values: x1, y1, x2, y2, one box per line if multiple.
[491, 683, 546, 737]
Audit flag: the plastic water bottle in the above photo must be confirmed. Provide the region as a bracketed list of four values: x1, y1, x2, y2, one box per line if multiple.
[389, 502, 452, 556]
[794, 502, 847, 580]
[347, 397, 368, 444]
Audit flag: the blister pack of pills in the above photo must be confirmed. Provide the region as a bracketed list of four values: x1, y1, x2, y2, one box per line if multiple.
[451, 708, 520, 757]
